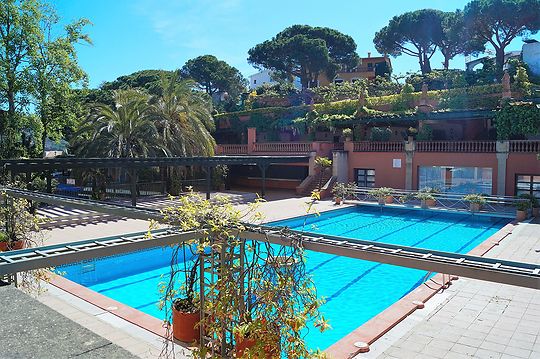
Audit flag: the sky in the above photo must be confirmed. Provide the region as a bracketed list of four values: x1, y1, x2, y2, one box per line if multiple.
[54, 0, 530, 88]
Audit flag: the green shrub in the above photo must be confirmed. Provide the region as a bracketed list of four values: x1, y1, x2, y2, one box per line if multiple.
[495, 101, 540, 140]
[463, 194, 487, 204]
[370, 127, 392, 141]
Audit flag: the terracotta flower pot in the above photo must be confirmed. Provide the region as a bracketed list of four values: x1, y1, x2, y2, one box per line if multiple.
[334, 197, 342, 205]
[426, 199, 436, 207]
[172, 308, 200, 343]
[385, 196, 393, 204]
[0, 240, 25, 252]
[469, 203, 481, 212]
[235, 335, 277, 359]
[378, 197, 385, 205]
[516, 210, 528, 222]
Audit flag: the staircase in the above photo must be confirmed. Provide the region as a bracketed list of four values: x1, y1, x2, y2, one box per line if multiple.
[299, 170, 333, 197]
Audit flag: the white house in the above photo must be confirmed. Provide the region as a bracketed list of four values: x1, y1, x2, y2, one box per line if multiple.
[523, 39, 540, 77]
[248, 69, 302, 90]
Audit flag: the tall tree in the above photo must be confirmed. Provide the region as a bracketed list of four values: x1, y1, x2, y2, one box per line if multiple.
[248, 25, 358, 89]
[374, 9, 444, 74]
[181, 55, 246, 99]
[150, 74, 216, 157]
[73, 90, 163, 158]
[30, 4, 92, 155]
[464, 0, 540, 71]
[0, 0, 41, 157]
[437, 10, 485, 69]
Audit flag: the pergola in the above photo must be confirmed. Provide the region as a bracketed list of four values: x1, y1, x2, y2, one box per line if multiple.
[0, 155, 310, 205]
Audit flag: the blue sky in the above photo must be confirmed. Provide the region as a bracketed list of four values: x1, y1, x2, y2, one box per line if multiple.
[55, 0, 528, 88]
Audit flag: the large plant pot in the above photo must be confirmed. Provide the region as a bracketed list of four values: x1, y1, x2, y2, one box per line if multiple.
[533, 207, 539, 217]
[385, 196, 393, 204]
[469, 203, 482, 212]
[0, 240, 25, 252]
[334, 197, 342, 205]
[421, 200, 435, 209]
[235, 335, 277, 359]
[426, 199, 436, 207]
[377, 198, 385, 205]
[516, 210, 528, 222]
[172, 308, 200, 343]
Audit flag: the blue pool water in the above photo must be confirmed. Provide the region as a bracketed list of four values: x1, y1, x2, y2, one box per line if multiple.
[59, 206, 509, 351]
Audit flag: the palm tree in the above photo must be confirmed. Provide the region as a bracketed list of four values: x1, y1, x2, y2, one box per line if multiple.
[150, 74, 216, 157]
[74, 89, 164, 158]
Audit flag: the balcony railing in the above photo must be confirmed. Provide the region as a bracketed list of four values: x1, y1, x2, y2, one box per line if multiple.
[416, 141, 497, 153]
[353, 141, 404, 152]
[509, 140, 540, 153]
[217, 144, 248, 155]
[253, 142, 312, 153]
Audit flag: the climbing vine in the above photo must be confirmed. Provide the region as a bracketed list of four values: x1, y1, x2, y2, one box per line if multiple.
[495, 102, 540, 140]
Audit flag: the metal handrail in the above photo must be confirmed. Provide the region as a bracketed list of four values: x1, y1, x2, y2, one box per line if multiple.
[349, 186, 528, 216]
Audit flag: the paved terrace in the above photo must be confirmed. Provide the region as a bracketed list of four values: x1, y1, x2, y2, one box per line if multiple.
[367, 218, 540, 359]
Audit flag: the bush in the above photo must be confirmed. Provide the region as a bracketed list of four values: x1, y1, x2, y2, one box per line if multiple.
[463, 194, 487, 204]
[495, 101, 540, 140]
[255, 82, 299, 97]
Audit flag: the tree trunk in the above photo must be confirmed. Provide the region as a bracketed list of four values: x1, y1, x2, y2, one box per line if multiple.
[495, 47, 505, 72]
[443, 55, 450, 70]
[421, 52, 432, 74]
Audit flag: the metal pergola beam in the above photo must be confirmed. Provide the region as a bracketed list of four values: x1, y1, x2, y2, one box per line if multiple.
[1, 187, 538, 289]
[0, 155, 310, 172]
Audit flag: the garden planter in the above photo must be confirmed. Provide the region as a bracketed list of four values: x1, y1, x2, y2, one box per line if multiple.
[334, 197, 342, 205]
[235, 335, 278, 359]
[421, 199, 436, 209]
[378, 198, 385, 205]
[172, 308, 200, 343]
[516, 210, 528, 222]
[0, 240, 25, 252]
[533, 207, 539, 217]
[469, 203, 482, 212]
[385, 196, 394, 204]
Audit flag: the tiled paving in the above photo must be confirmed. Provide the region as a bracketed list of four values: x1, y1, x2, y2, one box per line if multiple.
[366, 219, 540, 359]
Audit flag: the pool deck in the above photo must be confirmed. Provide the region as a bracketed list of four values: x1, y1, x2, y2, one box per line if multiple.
[363, 218, 540, 359]
[14, 191, 539, 358]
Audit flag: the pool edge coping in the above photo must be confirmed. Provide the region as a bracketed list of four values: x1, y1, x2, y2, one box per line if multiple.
[324, 220, 517, 358]
[48, 218, 518, 358]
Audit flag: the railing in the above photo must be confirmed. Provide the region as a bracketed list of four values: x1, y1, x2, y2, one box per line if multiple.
[353, 141, 404, 152]
[509, 140, 540, 153]
[416, 141, 496, 153]
[348, 186, 527, 217]
[253, 142, 312, 153]
[217, 144, 248, 155]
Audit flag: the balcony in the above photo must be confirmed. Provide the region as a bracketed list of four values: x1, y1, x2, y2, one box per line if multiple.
[416, 141, 497, 153]
[353, 141, 404, 152]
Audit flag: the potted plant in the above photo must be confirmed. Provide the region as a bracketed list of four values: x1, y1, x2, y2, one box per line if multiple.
[0, 193, 39, 252]
[515, 200, 531, 221]
[212, 164, 229, 191]
[369, 187, 394, 205]
[169, 255, 201, 343]
[463, 194, 487, 212]
[416, 192, 436, 209]
[399, 193, 415, 206]
[331, 182, 355, 205]
[519, 194, 539, 217]
[406, 127, 418, 141]
[157, 191, 330, 358]
[342, 128, 353, 142]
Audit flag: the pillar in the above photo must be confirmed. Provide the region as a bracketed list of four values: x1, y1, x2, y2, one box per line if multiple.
[496, 141, 510, 196]
[247, 127, 256, 154]
[130, 169, 137, 206]
[258, 164, 268, 198]
[308, 152, 317, 176]
[405, 139, 416, 190]
[332, 151, 349, 183]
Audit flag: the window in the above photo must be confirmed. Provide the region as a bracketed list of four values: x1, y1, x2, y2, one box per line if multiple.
[418, 166, 493, 194]
[516, 175, 540, 198]
[355, 169, 375, 187]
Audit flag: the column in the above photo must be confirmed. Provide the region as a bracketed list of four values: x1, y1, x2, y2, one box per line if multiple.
[405, 139, 415, 190]
[332, 150, 349, 183]
[496, 141, 510, 196]
[247, 127, 256, 155]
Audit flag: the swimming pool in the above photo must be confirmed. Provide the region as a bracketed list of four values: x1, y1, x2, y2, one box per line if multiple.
[59, 206, 510, 351]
